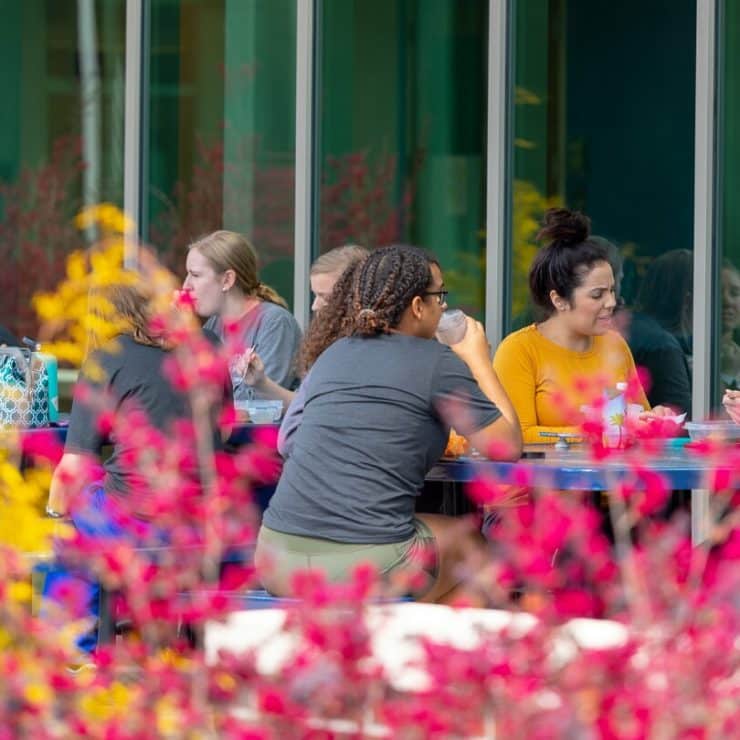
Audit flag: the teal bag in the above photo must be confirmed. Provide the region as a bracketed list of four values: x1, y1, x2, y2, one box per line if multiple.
[0, 348, 49, 428]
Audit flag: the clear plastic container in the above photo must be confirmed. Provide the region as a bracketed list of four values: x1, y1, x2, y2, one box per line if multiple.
[685, 420, 740, 441]
[435, 309, 467, 345]
[235, 399, 283, 424]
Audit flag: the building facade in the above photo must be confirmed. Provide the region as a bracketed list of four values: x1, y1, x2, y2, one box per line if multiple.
[0, 0, 736, 417]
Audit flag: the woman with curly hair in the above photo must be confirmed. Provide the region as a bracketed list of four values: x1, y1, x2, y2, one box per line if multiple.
[234, 244, 370, 408]
[255, 244, 521, 604]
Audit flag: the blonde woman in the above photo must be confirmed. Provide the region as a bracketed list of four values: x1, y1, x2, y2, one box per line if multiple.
[310, 244, 369, 313]
[184, 230, 302, 400]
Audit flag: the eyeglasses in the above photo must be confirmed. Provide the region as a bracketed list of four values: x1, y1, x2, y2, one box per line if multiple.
[423, 290, 448, 305]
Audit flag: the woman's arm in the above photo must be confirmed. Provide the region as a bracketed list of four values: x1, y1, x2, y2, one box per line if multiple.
[47, 452, 98, 516]
[277, 372, 310, 458]
[449, 318, 522, 460]
[491, 331, 579, 445]
[237, 350, 296, 410]
[252, 309, 302, 389]
[723, 389, 740, 423]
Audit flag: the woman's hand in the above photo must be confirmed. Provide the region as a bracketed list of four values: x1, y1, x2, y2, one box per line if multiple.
[232, 347, 265, 387]
[638, 404, 676, 420]
[723, 389, 740, 423]
[448, 317, 491, 372]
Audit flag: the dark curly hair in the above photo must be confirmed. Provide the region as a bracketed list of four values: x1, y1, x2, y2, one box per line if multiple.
[300, 244, 439, 371]
[529, 207, 611, 317]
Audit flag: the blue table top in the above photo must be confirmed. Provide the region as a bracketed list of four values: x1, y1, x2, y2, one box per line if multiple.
[426, 443, 722, 491]
[16, 426, 724, 492]
[18, 422, 281, 450]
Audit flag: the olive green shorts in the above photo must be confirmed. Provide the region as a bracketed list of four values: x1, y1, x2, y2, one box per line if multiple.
[255, 519, 438, 597]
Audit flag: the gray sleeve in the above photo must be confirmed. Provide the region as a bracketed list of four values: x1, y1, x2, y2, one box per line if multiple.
[64, 355, 109, 456]
[252, 307, 302, 389]
[430, 348, 502, 435]
[277, 369, 311, 459]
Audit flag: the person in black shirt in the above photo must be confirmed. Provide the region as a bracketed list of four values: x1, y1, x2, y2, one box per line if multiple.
[44, 277, 230, 653]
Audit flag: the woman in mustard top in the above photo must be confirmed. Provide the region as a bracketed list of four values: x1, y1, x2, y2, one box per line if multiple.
[493, 208, 669, 445]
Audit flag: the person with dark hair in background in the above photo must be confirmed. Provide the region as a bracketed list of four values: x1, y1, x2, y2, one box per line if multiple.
[511, 235, 625, 330]
[493, 208, 671, 444]
[625, 249, 693, 415]
[720, 262, 740, 392]
[255, 244, 521, 604]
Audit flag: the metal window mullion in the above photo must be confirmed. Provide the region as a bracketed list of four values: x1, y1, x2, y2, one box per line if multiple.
[293, 0, 316, 330]
[485, 0, 510, 346]
[691, 0, 718, 546]
[692, 0, 717, 422]
[123, 0, 145, 266]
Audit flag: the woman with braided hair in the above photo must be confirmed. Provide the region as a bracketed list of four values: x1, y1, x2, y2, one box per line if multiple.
[183, 230, 302, 400]
[256, 244, 521, 604]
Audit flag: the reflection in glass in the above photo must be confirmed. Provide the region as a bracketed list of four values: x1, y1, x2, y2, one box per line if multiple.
[146, 0, 296, 307]
[318, 0, 487, 318]
[0, 0, 125, 340]
[507, 0, 696, 406]
[720, 264, 740, 392]
[626, 250, 693, 414]
[717, 1, 740, 407]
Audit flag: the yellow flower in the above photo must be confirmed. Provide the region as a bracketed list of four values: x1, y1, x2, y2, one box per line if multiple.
[8, 581, 32, 603]
[75, 203, 134, 235]
[31, 293, 65, 322]
[23, 682, 53, 708]
[66, 250, 87, 282]
[79, 681, 135, 722]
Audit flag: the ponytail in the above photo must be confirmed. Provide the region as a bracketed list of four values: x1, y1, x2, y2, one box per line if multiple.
[254, 282, 288, 309]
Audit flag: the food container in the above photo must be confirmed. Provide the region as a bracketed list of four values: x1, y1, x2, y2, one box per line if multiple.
[235, 399, 283, 424]
[685, 420, 740, 441]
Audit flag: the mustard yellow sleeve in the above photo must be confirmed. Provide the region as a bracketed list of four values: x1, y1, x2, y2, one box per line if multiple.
[493, 333, 579, 445]
[619, 336, 650, 410]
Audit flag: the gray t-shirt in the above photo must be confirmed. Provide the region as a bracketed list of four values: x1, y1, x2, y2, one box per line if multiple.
[204, 301, 302, 399]
[264, 333, 502, 543]
[65, 334, 228, 517]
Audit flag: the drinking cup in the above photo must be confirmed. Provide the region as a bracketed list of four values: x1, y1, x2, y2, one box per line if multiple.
[436, 309, 467, 345]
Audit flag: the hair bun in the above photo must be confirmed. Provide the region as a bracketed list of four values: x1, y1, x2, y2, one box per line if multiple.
[537, 208, 590, 247]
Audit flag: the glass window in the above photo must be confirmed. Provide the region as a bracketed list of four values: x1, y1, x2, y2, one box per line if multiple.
[717, 1, 740, 405]
[0, 0, 125, 341]
[508, 0, 696, 414]
[318, 0, 488, 319]
[145, 0, 297, 307]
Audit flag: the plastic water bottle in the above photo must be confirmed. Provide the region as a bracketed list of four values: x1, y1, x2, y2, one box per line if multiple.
[602, 381, 627, 448]
[436, 309, 468, 345]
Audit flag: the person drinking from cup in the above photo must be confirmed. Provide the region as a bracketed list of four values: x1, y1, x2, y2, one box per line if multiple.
[255, 244, 521, 603]
[493, 208, 671, 445]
